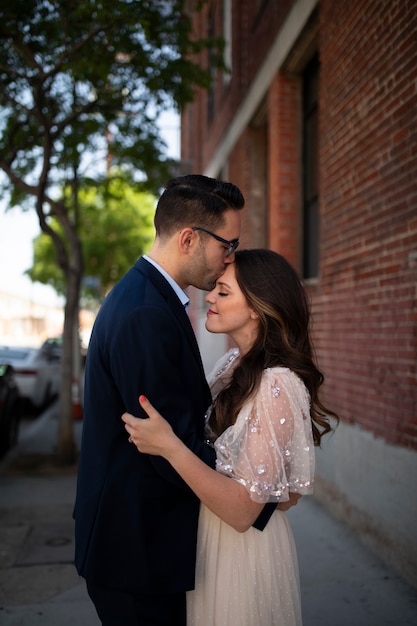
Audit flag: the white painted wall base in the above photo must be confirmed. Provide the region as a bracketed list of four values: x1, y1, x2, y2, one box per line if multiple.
[314, 421, 417, 590]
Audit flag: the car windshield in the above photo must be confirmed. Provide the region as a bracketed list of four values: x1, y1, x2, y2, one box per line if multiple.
[0, 348, 33, 360]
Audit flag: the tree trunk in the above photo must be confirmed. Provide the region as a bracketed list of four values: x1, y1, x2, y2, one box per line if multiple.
[56, 262, 81, 464]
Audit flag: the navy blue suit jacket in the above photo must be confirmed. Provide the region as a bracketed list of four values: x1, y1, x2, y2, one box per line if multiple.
[74, 258, 216, 593]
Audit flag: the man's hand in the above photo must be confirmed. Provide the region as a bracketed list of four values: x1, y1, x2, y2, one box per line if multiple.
[277, 492, 302, 511]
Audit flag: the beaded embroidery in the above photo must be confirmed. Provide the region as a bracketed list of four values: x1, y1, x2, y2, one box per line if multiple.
[210, 358, 314, 503]
[215, 348, 239, 378]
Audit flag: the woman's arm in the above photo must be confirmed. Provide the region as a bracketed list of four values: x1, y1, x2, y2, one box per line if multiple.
[123, 396, 264, 532]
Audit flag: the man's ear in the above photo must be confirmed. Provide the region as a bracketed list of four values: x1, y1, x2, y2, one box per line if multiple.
[178, 227, 196, 254]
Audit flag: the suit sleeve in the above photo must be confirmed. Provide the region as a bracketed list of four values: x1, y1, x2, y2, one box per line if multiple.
[110, 305, 216, 489]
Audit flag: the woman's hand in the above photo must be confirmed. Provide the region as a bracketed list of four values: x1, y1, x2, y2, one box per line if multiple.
[122, 395, 180, 458]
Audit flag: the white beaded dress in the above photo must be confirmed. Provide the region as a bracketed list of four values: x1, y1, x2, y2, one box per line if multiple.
[186, 349, 315, 626]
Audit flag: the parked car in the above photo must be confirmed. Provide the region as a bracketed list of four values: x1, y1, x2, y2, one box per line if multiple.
[0, 363, 21, 458]
[0, 345, 61, 411]
[40, 336, 63, 361]
[40, 335, 88, 366]
[40, 336, 85, 418]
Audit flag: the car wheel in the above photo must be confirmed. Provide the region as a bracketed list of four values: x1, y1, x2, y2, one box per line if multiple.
[7, 411, 20, 449]
[42, 382, 53, 409]
[0, 405, 20, 458]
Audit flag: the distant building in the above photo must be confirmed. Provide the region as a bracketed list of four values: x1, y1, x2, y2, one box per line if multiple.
[0, 289, 95, 349]
[182, 0, 417, 588]
[0, 289, 64, 347]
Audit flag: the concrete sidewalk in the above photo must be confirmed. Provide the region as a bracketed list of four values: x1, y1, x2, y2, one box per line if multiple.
[0, 404, 416, 626]
[0, 402, 99, 625]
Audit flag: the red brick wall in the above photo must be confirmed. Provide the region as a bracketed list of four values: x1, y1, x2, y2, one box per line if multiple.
[316, 0, 417, 447]
[181, 1, 295, 172]
[182, 0, 417, 449]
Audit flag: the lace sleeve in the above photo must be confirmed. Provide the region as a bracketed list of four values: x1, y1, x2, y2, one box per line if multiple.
[214, 368, 315, 503]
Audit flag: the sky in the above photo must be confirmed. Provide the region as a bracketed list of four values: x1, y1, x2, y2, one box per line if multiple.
[0, 208, 61, 304]
[0, 110, 180, 306]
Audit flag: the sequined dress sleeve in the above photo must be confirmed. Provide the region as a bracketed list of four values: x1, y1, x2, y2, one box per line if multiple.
[212, 361, 315, 504]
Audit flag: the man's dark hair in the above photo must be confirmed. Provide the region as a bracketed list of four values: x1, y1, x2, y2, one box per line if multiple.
[154, 174, 244, 237]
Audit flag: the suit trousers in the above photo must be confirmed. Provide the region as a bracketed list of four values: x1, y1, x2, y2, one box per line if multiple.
[87, 581, 187, 626]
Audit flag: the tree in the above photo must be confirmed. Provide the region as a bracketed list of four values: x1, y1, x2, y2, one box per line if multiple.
[28, 179, 157, 303]
[0, 0, 224, 463]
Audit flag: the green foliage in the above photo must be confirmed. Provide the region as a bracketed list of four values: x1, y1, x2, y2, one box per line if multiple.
[27, 179, 156, 302]
[0, 0, 222, 202]
[0, 0, 223, 459]
[0, 0, 225, 298]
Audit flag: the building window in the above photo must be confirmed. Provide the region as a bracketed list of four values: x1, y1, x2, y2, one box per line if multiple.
[223, 0, 232, 85]
[207, 7, 216, 121]
[302, 54, 319, 279]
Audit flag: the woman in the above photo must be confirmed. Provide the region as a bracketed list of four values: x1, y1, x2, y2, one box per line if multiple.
[123, 249, 338, 625]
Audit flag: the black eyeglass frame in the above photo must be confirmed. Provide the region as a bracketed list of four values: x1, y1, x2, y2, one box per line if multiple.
[192, 227, 239, 257]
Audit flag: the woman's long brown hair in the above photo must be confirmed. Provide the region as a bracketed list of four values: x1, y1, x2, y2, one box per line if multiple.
[208, 249, 338, 445]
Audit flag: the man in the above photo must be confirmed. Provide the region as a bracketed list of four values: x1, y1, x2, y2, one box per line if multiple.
[74, 175, 250, 625]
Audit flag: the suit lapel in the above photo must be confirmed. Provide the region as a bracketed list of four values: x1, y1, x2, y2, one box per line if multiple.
[135, 258, 211, 400]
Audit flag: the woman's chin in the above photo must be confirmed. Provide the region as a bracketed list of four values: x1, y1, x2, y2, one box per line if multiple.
[205, 319, 218, 334]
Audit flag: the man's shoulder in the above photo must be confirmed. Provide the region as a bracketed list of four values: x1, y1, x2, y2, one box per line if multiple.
[109, 258, 160, 297]
[102, 260, 174, 318]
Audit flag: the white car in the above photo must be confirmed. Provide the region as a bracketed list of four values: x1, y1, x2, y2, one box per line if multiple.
[0, 345, 61, 410]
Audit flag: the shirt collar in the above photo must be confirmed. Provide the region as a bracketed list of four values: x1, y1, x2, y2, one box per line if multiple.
[143, 255, 189, 309]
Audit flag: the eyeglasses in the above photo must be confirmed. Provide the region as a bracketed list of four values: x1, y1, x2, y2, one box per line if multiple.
[192, 227, 239, 257]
